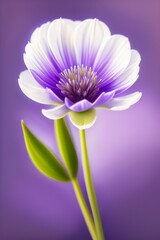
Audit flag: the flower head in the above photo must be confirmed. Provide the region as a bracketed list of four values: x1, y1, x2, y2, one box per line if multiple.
[19, 18, 142, 129]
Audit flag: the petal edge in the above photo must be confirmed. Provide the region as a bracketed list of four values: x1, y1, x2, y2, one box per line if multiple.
[42, 105, 69, 119]
[104, 92, 142, 110]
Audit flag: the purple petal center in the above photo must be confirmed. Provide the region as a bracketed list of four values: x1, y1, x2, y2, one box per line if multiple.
[57, 65, 102, 103]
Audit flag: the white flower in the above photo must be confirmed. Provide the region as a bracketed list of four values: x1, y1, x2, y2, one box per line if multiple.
[19, 18, 142, 129]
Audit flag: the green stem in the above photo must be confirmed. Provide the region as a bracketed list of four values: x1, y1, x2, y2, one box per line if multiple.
[72, 178, 97, 240]
[80, 129, 104, 240]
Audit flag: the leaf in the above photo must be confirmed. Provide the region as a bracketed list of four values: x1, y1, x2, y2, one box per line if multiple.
[55, 118, 78, 179]
[69, 109, 96, 129]
[21, 121, 70, 182]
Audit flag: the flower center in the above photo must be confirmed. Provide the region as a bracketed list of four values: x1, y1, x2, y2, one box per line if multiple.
[57, 65, 102, 103]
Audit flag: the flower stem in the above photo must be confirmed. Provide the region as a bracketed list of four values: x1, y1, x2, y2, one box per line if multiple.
[80, 129, 104, 240]
[72, 178, 97, 240]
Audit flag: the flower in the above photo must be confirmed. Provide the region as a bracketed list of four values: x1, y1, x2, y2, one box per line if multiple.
[18, 18, 142, 129]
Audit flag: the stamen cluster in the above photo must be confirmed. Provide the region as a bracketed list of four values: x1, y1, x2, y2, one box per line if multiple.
[57, 65, 102, 102]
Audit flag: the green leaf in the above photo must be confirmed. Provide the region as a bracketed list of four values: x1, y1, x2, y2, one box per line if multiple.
[21, 121, 70, 182]
[55, 118, 78, 179]
[69, 109, 96, 129]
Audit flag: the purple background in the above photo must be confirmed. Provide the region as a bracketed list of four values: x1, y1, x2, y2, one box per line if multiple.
[1, 0, 160, 239]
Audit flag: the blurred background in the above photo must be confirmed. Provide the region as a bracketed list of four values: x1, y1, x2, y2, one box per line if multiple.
[1, 0, 160, 239]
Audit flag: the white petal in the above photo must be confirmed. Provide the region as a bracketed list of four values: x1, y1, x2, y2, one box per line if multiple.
[104, 92, 142, 110]
[129, 49, 141, 65]
[24, 22, 60, 78]
[73, 19, 111, 66]
[94, 35, 131, 81]
[33, 22, 58, 70]
[24, 22, 50, 70]
[18, 70, 61, 104]
[112, 50, 141, 93]
[42, 105, 69, 120]
[48, 18, 77, 69]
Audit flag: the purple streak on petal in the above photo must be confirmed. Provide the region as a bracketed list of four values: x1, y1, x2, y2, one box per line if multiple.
[46, 88, 63, 103]
[41, 54, 61, 79]
[93, 35, 131, 88]
[112, 77, 140, 96]
[108, 52, 140, 96]
[47, 19, 77, 71]
[48, 51, 62, 73]
[65, 91, 115, 112]
[24, 36, 61, 81]
[98, 70, 139, 97]
[98, 77, 130, 96]
[30, 70, 56, 88]
[104, 92, 142, 110]
[99, 81, 116, 93]
[74, 19, 111, 67]
[60, 38, 76, 70]
[37, 22, 64, 75]
[65, 97, 93, 112]
[64, 98, 74, 108]
[30, 70, 64, 100]
[98, 82, 132, 97]
[113, 83, 139, 96]
[92, 91, 115, 107]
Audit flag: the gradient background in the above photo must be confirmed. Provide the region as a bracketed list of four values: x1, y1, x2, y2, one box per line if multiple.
[1, 0, 160, 239]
